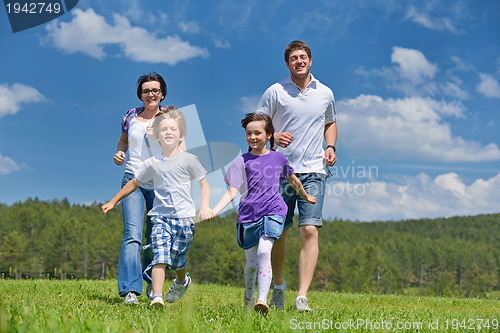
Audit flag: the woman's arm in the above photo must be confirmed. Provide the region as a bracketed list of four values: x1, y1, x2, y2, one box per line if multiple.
[114, 132, 129, 166]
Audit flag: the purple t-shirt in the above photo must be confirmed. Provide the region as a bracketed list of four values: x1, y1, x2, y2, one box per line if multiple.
[224, 150, 294, 224]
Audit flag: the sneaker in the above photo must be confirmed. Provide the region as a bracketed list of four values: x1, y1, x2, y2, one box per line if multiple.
[294, 296, 312, 312]
[253, 301, 269, 315]
[243, 294, 255, 310]
[123, 292, 139, 305]
[150, 296, 164, 309]
[270, 280, 286, 309]
[146, 283, 154, 300]
[165, 275, 191, 303]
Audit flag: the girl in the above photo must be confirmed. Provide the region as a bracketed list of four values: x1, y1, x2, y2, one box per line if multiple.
[103, 109, 213, 308]
[211, 113, 316, 314]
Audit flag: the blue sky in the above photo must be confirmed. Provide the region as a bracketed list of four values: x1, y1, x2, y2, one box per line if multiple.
[1, 0, 499, 221]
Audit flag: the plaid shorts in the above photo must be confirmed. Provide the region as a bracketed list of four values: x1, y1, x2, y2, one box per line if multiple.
[143, 216, 195, 283]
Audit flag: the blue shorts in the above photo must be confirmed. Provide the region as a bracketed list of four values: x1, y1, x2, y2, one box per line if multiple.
[279, 172, 326, 230]
[143, 216, 195, 283]
[236, 215, 285, 250]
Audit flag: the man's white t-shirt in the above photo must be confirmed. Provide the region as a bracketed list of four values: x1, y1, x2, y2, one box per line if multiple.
[256, 74, 336, 174]
[135, 151, 206, 218]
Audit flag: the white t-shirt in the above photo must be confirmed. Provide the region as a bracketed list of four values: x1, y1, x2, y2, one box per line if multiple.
[124, 118, 162, 177]
[256, 74, 336, 174]
[135, 151, 207, 218]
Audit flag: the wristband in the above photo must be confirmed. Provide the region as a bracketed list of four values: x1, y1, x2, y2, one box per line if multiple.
[326, 145, 336, 152]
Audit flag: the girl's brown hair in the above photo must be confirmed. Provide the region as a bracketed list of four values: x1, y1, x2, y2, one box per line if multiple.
[241, 113, 275, 152]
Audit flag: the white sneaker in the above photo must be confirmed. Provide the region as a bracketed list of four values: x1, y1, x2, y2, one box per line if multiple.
[150, 296, 164, 309]
[146, 283, 154, 300]
[165, 276, 191, 303]
[270, 280, 286, 309]
[123, 292, 139, 305]
[294, 296, 312, 312]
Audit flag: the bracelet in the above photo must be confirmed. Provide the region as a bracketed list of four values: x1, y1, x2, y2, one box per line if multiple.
[326, 145, 336, 152]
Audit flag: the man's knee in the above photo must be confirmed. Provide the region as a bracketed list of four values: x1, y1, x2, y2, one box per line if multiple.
[299, 225, 318, 242]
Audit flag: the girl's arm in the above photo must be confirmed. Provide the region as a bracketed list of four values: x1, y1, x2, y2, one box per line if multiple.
[197, 178, 214, 222]
[285, 174, 317, 204]
[212, 186, 239, 216]
[102, 178, 140, 214]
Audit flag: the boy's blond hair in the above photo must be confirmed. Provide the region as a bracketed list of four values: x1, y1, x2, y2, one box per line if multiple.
[150, 109, 187, 142]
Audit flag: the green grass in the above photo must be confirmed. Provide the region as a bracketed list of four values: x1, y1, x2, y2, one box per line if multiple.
[0, 279, 498, 332]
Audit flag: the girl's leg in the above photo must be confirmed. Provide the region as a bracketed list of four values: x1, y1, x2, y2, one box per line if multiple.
[244, 246, 258, 301]
[151, 263, 167, 294]
[256, 235, 274, 304]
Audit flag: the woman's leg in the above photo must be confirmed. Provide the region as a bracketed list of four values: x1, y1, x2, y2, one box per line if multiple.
[118, 174, 146, 296]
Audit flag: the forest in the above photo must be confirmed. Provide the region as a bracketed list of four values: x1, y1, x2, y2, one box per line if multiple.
[0, 197, 498, 298]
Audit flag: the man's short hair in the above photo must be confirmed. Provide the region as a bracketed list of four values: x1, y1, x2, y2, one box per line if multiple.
[284, 40, 312, 64]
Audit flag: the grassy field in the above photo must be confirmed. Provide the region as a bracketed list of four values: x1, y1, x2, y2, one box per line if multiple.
[0, 279, 498, 332]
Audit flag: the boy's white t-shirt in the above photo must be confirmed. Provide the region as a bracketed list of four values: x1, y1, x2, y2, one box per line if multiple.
[135, 151, 207, 218]
[256, 74, 336, 174]
[124, 118, 162, 177]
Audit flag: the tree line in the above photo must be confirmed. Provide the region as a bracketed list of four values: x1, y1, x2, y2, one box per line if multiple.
[1, 197, 498, 298]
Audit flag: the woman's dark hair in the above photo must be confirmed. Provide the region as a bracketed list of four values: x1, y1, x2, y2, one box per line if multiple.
[241, 113, 275, 152]
[136, 72, 167, 101]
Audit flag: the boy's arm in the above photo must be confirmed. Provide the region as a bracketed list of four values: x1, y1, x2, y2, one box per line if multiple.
[212, 186, 239, 216]
[197, 178, 214, 221]
[285, 174, 316, 205]
[102, 178, 140, 214]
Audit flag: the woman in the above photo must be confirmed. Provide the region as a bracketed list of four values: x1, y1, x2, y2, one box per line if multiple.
[114, 72, 174, 304]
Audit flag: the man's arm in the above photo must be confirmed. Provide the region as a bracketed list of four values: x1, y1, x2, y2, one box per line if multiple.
[324, 122, 337, 167]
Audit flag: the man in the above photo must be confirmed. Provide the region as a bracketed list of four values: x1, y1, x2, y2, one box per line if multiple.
[256, 40, 337, 312]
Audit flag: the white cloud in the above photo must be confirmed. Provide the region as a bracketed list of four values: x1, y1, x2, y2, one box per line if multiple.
[239, 95, 261, 114]
[178, 21, 201, 34]
[404, 5, 463, 34]
[391, 46, 438, 83]
[211, 37, 231, 49]
[477, 73, 500, 98]
[338, 94, 500, 162]
[0, 83, 47, 117]
[0, 154, 22, 175]
[323, 172, 500, 221]
[358, 47, 469, 98]
[43, 8, 209, 65]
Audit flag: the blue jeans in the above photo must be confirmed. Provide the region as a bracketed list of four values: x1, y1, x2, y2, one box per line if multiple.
[279, 173, 326, 230]
[118, 172, 155, 297]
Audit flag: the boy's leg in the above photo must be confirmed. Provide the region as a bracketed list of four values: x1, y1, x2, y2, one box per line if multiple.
[151, 264, 167, 294]
[174, 267, 187, 283]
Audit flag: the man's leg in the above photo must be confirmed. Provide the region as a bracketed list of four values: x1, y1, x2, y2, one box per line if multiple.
[297, 225, 318, 297]
[270, 228, 288, 286]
